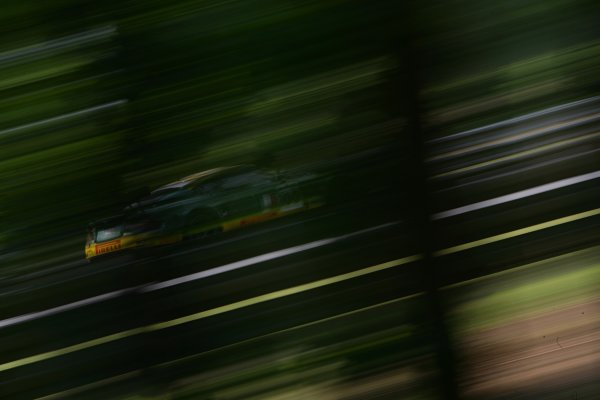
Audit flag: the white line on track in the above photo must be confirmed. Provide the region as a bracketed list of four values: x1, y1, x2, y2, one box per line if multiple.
[141, 222, 400, 292]
[0, 287, 140, 329]
[432, 170, 600, 220]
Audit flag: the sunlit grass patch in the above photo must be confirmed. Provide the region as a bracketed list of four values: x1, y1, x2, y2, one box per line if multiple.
[447, 250, 600, 332]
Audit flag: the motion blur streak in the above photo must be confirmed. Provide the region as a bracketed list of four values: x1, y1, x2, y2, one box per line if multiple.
[35, 292, 425, 400]
[426, 95, 600, 144]
[428, 112, 600, 162]
[434, 148, 600, 191]
[445, 246, 599, 289]
[0, 26, 117, 64]
[142, 221, 399, 292]
[432, 170, 600, 219]
[0, 100, 127, 137]
[432, 132, 600, 179]
[157, 293, 425, 367]
[435, 208, 600, 256]
[0, 327, 147, 373]
[0, 286, 138, 329]
[148, 255, 421, 329]
[35, 371, 143, 400]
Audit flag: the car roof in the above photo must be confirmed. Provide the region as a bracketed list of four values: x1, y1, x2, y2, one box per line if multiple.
[151, 165, 253, 194]
[89, 214, 125, 228]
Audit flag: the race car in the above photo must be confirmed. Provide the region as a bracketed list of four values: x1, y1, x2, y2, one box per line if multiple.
[85, 165, 325, 260]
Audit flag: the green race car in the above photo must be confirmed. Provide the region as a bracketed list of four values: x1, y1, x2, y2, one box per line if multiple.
[85, 165, 325, 260]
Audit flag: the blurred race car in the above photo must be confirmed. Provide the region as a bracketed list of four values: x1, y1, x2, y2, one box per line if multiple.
[85, 165, 325, 260]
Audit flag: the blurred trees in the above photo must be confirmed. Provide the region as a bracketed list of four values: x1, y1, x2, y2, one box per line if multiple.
[1, 0, 599, 249]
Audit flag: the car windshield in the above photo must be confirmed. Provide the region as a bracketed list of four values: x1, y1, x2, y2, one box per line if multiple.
[95, 226, 123, 242]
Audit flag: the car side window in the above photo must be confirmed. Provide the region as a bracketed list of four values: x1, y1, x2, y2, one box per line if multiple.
[123, 219, 162, 235]
[220, 171, 270, 190]
[194, 180, 220, 194]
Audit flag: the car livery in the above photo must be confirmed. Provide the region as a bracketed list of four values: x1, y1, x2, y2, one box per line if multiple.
[85, 165, 325, 260]
[94, 239, 121, 255]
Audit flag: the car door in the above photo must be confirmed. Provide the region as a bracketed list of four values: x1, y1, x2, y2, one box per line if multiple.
[216, 170, 273, 222]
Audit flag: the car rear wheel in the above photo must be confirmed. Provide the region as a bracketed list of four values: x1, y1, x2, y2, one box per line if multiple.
[184, 208, 222, 240]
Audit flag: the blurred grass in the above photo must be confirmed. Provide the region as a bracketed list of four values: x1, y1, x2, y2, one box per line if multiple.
[447, 251, 600, 332]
